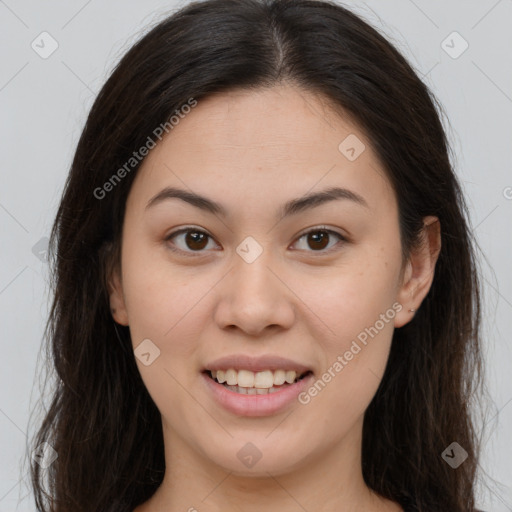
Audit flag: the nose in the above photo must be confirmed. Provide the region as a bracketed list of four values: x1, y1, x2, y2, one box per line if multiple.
[213, 249, 296, 337]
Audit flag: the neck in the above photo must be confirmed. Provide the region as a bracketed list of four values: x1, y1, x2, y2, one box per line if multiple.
[134, 415, 403, 512]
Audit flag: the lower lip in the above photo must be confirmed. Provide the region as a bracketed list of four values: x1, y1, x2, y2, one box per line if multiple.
[201, 371, 315, 417]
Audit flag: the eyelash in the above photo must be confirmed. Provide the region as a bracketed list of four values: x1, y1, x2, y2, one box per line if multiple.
[164, 225, 347, 257]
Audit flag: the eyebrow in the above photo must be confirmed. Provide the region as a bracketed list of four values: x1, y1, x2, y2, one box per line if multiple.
[145, 185, 369, 218]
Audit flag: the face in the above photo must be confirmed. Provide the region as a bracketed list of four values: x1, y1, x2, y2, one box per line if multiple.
[109, 84, 438, 477]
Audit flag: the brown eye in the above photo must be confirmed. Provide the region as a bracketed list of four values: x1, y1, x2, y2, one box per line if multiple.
[293, 227, 346, 254]
[183, 230, 209, 250]
[165, 226, 346, 257]
[306, 230, 330, 250]
[165, 228, 216, 255]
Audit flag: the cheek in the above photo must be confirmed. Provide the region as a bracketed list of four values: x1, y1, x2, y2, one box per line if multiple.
[120, 235, 208, 362]
[300, 245, 401, 346]
[121, 257, 209, 415]
[293, 246, 401, 409]
[333, 257, 400, 391]
[297, 273, 398, 434]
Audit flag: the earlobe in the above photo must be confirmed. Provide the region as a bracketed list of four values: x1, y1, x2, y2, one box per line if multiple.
[394, 216, 441, 328]
[108, 268, 129, 326]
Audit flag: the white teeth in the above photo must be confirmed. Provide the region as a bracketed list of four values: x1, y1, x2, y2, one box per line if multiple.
[237, 369, 255, 387]
[285, 370, 296, 384]
[223, 385, 288, 395]
[253, 370, 274, 388]
[225, 369, 237, 386]
[273, 369, 286, 385]
[209, 368, 306, 388]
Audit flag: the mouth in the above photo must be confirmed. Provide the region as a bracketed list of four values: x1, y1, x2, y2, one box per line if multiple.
[202, 368, 314, 395]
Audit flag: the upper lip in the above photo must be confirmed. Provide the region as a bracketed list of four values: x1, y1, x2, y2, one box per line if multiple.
[203, 354, 313, 375]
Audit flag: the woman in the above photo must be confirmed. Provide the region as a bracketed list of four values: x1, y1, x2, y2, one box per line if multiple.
[29, 0, 486, 510]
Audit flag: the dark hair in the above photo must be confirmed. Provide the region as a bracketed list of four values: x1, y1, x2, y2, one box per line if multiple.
[28, 0, 486, 510]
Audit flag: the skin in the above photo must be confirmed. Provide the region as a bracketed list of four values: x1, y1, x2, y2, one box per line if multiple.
[109, 83, 441, 512]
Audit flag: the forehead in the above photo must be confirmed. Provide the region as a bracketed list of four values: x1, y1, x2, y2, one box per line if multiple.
[127, 84, 396, 218]
[165, 85, 360, 158]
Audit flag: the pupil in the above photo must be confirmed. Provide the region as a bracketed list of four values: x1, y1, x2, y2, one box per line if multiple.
[186, 231, 207, 250]
[309, 231, 329, 250]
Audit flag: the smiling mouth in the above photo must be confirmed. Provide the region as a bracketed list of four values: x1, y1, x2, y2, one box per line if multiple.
[203, 369, 313, 395]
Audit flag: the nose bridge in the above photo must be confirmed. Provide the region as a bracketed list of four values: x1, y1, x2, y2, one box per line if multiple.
[233, 239, 275, 296]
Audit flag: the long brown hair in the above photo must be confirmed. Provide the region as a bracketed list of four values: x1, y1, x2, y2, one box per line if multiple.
[28, 0, 487, 510]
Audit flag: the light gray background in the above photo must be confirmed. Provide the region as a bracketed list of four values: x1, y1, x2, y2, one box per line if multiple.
[1, 0, 511, 510]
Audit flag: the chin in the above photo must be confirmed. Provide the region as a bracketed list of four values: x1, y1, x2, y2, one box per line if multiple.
[200, 439, 309, 477]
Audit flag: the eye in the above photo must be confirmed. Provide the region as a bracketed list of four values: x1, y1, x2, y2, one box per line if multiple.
[164, 225, 347, 257]
[165, 227, 218, 256]
[292, 226, 347, 254]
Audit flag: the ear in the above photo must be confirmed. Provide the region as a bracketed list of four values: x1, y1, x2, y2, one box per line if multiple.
[394, 216, 441, 328]
[108, 265, 129, 326]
